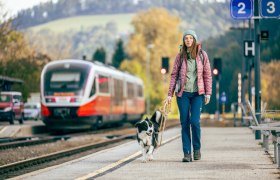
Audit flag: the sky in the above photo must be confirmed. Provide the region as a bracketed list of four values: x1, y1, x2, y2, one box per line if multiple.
[1, 0, 226, 18]
[1, 0, 57, 18]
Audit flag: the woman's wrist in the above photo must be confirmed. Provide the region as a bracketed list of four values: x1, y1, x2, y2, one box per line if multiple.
[204, 95, 210, 99]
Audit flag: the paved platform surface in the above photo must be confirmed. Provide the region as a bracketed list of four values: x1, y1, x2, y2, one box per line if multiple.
[11, 127, 279, 180]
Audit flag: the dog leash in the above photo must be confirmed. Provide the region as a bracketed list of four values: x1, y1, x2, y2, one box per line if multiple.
[155, 99, 171, 148]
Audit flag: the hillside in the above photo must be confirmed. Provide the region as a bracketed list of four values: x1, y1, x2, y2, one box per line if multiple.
[14, 0, 233, 40]
[28, 13, 134, 33]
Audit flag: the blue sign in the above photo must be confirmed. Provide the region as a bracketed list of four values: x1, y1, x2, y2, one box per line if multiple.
[230, 0, 253, 19]
[220, 92, 227, 103]
[260, 0, 280, 18]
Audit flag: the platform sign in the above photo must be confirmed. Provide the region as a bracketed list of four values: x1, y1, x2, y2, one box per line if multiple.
[244, 41, 255, 57]
[260, 0, 280, 18]
[230, 0, 253, 19]
[220, 92, 227, 103]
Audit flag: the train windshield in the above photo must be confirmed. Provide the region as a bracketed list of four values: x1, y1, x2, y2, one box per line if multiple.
[43, 63, 91, 96]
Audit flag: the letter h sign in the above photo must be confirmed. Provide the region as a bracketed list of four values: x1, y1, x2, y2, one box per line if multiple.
[244, 41, 255, 57]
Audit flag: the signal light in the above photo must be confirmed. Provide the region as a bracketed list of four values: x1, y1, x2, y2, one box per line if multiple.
[161, 57, 169, 73]
[213, 58, 222, 74]
[213, 68, 219, 76]
[161, 68, 167, 75]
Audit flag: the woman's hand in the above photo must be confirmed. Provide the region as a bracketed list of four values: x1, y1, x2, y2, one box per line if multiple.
[167, 96, 172, 103]
[204, 95, 210, 105]
[164, 96, 172, 104]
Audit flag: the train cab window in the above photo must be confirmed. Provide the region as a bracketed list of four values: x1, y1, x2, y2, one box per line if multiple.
[43, 63, 90, 96]
[98, 75, 109, 93]
[50, 72, 81, 89]
[137, 85, 143, 97]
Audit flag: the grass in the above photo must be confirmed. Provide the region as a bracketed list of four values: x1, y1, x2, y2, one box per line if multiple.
[28, 13, 135, 33]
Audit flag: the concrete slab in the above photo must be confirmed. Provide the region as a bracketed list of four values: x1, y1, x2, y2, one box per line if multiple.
[0, 121, 47, 137]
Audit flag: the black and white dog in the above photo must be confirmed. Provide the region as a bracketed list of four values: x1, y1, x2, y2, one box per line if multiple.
[135, 110, 165, 163]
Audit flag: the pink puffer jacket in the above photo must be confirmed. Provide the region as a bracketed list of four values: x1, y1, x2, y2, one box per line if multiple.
[168, 44, 212, 97]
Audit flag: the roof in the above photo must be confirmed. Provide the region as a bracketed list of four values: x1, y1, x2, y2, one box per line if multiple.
[0, 75, 24, 84]
[0, 91, 22, 95]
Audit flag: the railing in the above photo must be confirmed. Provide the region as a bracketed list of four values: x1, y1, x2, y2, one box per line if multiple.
[246, 100, 280, 168]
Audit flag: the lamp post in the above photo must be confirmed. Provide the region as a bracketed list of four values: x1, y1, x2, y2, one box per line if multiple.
[146, 44, 154, 115]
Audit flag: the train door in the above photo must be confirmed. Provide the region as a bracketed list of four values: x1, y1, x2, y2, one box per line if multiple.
[112, 78, 125, 122]
[109, 76, 113, 121]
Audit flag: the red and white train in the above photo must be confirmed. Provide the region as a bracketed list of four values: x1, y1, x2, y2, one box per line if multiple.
[40, 59, 145, 130]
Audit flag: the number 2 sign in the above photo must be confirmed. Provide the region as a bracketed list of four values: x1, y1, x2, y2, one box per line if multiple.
[230, 0, 253, 19]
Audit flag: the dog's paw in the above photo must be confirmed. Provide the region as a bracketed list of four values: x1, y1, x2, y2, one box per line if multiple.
[141, 159, 147, 163]
[148, 155, 154, 161]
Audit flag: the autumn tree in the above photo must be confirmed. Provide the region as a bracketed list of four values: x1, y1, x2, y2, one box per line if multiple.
[261, 61, 280, 109]
[0, 5, 46, 100]
[120, 8, 182, 113]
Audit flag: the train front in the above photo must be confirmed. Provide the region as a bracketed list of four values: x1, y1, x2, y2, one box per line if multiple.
[40, 60, 96, 130]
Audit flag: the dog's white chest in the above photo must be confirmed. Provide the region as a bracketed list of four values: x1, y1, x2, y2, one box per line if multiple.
[138, 133, 152, 146]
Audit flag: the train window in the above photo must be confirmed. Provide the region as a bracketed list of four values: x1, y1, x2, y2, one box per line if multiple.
[98, 75, 109, 93]
[138, 85, 143, 97]
[127, 82, 134, 99]
[113, 79, 124, 105]
[89, 77, 96, 97]
[13, 95, 22, 103]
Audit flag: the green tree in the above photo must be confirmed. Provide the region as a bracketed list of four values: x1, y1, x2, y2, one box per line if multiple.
[112, 39, 126, 69]
[92, 47, 106, 64]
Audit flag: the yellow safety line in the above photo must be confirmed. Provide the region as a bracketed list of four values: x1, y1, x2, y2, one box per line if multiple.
[75, 151, 141, 180]
[76, 134, 180, 180]
[0, 126, 8, 134]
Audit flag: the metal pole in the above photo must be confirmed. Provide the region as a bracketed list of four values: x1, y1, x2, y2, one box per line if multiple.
[248, 19, 252, 104]
[254, 0, 261, 140]
[216, 79, 220, 121]
[241, 20, 246, 126]
[146, 44, 154, 115]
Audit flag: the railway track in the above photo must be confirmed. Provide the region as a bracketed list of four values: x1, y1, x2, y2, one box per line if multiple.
[0, 124, 137, 150]
[0, 134, 134, 176]
[0, 136, 70, 150]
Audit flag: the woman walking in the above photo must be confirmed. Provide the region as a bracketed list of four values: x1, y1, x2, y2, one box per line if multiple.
[166, 30, 212, 162]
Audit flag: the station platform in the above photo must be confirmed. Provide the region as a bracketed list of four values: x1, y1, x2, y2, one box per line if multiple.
[11, 127, 279, 180]
[0, 121, 46, 137]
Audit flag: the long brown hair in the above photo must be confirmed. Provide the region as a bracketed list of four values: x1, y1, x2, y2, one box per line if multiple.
[180, 38, 197, 59]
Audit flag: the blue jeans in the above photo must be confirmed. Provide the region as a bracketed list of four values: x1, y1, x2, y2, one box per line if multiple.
[177, 92, 203, 155]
